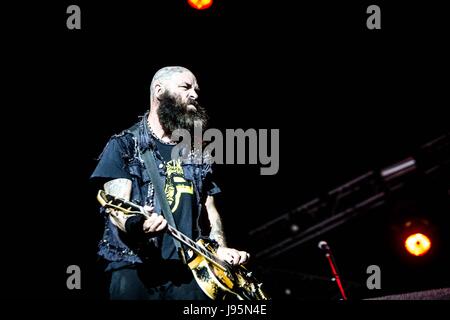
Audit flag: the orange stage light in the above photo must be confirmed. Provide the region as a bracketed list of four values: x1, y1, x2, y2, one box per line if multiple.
[188, 0, 213, 10]
[404, 233, 431, 256]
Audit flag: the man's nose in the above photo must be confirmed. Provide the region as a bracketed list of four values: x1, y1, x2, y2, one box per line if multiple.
[189, 88, 198, 100]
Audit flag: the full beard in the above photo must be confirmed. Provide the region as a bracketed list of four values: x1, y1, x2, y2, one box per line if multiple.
[157, 91, 208, 137]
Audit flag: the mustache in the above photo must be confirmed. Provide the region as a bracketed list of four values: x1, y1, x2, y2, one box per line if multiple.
[188, 99, 199, 108]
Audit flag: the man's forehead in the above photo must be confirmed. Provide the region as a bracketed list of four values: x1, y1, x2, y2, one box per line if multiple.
[172, 71, 197, 84]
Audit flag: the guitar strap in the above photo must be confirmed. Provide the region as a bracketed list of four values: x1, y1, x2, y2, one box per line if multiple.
[129, 126, 187, 264]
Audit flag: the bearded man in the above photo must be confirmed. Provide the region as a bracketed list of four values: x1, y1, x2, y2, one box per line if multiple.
[90, 66, 249, 300]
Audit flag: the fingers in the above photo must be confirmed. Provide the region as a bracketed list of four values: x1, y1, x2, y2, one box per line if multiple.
[220, 248, 250, 265]
[233, 250, 249, 265]
[229, 252, 240, 265]
[143, 213, 167, 234]
[155, 219, 168, 232]
[143, 205, 155, 214]
[238, 251, 250, 265]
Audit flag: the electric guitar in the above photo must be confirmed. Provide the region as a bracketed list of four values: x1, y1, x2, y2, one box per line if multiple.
[97, 190, 270, 300]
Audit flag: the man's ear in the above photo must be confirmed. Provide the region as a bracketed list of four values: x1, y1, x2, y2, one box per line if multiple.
[154, 83, 164, 100]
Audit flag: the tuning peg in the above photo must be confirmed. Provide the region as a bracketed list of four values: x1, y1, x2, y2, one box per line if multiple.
[246, 272, 253, 277]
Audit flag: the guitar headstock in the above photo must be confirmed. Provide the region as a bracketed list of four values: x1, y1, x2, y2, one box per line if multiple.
[96, 190, 143, 215]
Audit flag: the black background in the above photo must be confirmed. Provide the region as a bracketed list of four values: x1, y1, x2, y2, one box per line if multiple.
[4, 0, 449, 303]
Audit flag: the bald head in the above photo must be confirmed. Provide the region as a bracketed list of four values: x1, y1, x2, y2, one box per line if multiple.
[150, 66, 193, 96]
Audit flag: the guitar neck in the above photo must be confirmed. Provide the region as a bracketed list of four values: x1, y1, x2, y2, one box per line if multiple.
[97, 190, 227, 271]
[166, 225, 227, 271]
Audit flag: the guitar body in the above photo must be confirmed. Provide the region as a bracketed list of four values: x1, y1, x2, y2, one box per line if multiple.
[188, 239, 269, 300]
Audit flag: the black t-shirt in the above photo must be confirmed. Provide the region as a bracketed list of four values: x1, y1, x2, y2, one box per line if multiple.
[154, 139, 196, 260]
[90, 138, 134, 182]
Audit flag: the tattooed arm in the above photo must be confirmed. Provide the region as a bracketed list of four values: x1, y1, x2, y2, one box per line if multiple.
[205, 196, 249, 265]
[103, 178, 167, 235]
[205, 195, 227, 247]
[104, 178, 133, 232]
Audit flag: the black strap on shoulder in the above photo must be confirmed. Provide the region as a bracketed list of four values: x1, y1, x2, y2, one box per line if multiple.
[129, 126, 186, 263]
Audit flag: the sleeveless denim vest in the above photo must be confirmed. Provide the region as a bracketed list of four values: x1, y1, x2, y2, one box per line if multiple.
[96, 115, 219, 265]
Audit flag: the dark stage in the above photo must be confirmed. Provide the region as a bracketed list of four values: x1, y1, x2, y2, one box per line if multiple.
[4, 1, 449, 303]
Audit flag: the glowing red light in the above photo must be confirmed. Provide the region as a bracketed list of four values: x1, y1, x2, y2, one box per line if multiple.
[188, 0, 213, 10]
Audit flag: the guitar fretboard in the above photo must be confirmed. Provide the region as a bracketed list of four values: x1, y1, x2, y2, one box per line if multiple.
[167, 226, 227, 270]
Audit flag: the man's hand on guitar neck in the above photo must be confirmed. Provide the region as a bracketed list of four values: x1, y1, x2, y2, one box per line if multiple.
[217, 247, 250, 265]
[106, 205, 167, 236]
[142, 205, 168, 235]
